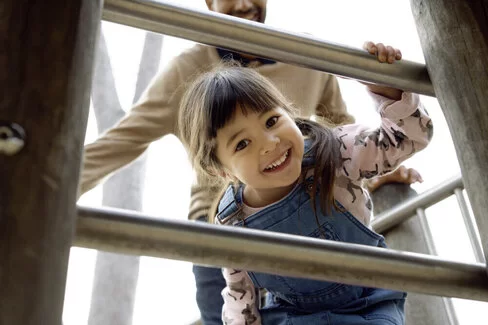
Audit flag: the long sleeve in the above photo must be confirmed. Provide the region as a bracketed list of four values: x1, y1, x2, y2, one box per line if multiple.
[332, 91, 432, 225]
[335, 91, 432, 181]
[221, 268, 261, 325]
[79, 49, 206, 195]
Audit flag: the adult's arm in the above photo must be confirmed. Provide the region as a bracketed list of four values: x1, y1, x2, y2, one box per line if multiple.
[80, 55, 200, 195]
[315, 74, 355, 126]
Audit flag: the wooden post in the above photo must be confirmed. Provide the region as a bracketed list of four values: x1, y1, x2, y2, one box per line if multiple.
[0, 1, 102, 324]
[410, 0, 488, 263]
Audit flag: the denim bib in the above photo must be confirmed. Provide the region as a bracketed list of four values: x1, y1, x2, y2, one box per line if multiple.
[215, 142, 406, 324]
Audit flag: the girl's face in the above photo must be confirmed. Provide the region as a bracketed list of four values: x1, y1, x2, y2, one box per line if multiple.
[215, 106, 304, 206]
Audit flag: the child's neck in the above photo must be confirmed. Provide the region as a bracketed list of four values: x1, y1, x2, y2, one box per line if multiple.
[242, 182, 297, 208]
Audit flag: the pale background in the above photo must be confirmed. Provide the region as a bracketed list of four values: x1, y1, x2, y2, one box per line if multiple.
[67, 0, 486, 324]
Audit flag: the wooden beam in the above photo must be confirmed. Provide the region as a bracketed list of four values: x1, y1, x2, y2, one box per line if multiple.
[410, 0, 488, 263]
[0, 1, 102, 324]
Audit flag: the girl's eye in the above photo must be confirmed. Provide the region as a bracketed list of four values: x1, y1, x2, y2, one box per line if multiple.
[235, 139, 250, 152]
[266, 116, 279, 128]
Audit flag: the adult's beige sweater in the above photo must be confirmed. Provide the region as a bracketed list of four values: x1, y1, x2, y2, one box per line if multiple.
[80, 44, 354, 220]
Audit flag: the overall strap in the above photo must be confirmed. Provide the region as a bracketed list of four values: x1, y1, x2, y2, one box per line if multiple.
[215, 184, 246, 225]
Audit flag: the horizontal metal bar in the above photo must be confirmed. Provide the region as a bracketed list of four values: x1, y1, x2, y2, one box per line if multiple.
[74, 205, 488, 301]
[372, 175, 463, 233]
[102, 0, 434, 96]
[454, 188, 485, 263]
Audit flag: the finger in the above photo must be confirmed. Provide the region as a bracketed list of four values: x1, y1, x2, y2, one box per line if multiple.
[408, 168, 424, 183]
[387, 46, 396, 63]
[363, 41, 377, 54]
[391, 166, 410, 183]
[398, 165, 409, 180]
[375, 43, 387, 62]
[395, 49, 402, 60]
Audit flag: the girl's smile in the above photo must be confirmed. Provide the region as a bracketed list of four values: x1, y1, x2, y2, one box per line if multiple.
[263, 148, 291, 173]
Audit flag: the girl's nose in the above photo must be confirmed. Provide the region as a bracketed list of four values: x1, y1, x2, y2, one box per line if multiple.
[260, 135, 280, 155]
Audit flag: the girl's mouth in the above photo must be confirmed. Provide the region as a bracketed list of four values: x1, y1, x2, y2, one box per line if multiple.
[263, 149, 291, 173]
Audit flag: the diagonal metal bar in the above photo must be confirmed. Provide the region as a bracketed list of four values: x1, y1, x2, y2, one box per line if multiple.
[416, 208, 460, 325]
[75, 205, 488, 302]
[454, 189, 485, 263]
[102, 0, 434, 96]
[372, 175, 463, 233]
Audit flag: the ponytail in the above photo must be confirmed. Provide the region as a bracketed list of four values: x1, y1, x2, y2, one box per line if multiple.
[295, 118, 342, 215]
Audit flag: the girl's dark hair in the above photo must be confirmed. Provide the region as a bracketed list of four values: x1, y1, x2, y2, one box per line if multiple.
[178, 63, 342, 219]
[296, 118, 342, 216]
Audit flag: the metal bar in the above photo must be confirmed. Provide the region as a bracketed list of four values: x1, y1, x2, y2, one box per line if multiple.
[417, 209, 459, 325]
[372, 175, 463, 234]
[454, 189, 485, 263]
[75, 205, 488, 302]
[102, 0, 434, 96]
[442, 292, 460, 325]
[417, 208, 437, 255]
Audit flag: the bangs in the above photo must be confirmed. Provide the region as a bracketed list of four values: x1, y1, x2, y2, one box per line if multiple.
[203, 68, 287, 138]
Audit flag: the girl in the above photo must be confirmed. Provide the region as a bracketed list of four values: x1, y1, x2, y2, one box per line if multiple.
[178, 58, 432, 324]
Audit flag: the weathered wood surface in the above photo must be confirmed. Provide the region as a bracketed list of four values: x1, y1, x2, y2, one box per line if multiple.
[410, 0, 488, 263]
[0, 1, 102, 324]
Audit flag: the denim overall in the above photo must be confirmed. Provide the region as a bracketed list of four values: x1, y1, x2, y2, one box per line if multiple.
[215, 143, 406, 325]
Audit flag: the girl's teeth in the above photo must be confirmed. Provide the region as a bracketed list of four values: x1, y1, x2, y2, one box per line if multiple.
[265, 150, 288, 170]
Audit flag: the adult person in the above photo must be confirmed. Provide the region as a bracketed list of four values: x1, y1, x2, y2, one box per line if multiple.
[79, 0, 420, 323]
